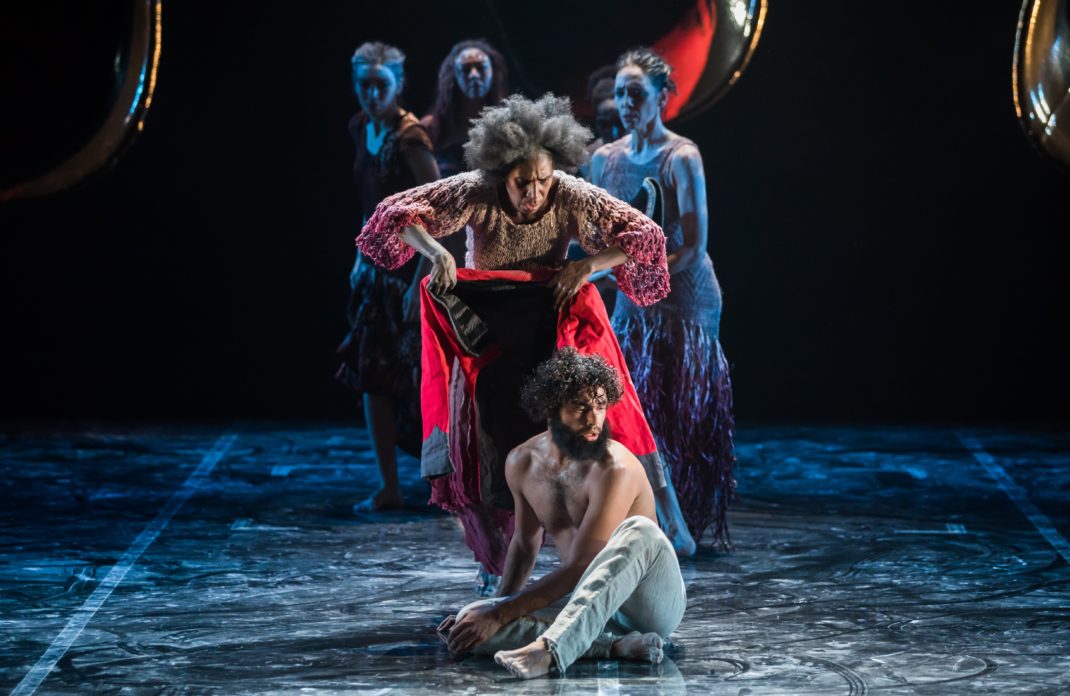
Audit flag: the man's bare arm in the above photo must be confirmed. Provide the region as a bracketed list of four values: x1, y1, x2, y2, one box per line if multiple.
[497, 448, 544, 597]
[443, 446, 544, 655]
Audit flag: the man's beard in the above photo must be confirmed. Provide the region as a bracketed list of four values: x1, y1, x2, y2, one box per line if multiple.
[550, 417, 612, 461]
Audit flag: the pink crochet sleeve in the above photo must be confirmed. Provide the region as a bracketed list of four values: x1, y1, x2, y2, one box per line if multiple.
[566, 175, 670, 307]
[355, 172, 482, 269]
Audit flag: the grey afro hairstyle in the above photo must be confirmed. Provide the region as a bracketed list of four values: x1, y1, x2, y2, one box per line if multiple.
[463, 93, 592, 179]
[520, 348, 623, 423]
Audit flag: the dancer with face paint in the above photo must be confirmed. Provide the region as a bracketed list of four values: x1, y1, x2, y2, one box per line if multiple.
[591, 48, 735, 555]
[581, 65, 625, 175]
[336, 42, 440, 512]
[356, 94, 672, 595]
[420, 39, 509, 295]
[422, 39, 509, 179]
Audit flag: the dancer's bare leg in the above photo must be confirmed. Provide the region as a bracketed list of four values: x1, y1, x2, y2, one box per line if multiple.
[494, 638, 554, 679]
[655, 476, 695, 556]
[355, 393, 404, 511]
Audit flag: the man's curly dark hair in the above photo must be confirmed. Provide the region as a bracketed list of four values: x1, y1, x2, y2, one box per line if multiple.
[520, 348, 624, 423]
[463, 93, 592, 181]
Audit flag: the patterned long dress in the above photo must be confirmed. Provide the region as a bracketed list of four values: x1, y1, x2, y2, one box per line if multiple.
[599, 135, 736, 547]
[335, 111, 433, 454]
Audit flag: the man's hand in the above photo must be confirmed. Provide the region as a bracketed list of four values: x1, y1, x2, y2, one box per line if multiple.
[428, 250, 457, 293]
[442, 603, 504, 656]
[551, 258, 594, 311]
[436, 615, 456, 644]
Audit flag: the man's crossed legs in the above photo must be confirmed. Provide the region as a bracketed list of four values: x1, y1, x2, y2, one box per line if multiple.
[448, 516, 686, 678]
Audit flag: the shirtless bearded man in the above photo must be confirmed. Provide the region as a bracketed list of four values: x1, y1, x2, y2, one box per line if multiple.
[438, 348, 687, 678]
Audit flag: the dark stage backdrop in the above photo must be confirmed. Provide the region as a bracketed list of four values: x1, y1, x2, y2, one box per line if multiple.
[1, 1, 1066, 423]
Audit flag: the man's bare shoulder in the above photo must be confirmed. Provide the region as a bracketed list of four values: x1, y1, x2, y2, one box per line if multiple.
[506, 432, 551, 474]
[583, 441, 655, 519]
[591, 440, 646, 480]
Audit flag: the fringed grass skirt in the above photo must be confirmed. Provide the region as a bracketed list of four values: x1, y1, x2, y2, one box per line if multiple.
[614, 312, 736, 547]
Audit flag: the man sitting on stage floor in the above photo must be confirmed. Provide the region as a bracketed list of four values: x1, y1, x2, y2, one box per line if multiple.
[438, 348, 687, 678]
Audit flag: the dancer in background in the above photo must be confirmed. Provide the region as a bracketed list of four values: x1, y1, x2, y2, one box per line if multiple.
[336, 42, 440, 512]
[591, 48, 735, 554]
[422, 39, 509, 179]
[575, 64, 626, 313]
[421, 39, 509, 266]
[356, 94, 671, 593]
[579, 65, 624, 179]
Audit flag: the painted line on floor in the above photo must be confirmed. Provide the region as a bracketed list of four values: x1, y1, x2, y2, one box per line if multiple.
[957, 432, 1070, 565]
[10, 432, 238, 696]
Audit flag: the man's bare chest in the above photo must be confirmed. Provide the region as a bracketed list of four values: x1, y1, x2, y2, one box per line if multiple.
[527, 469, 588, 534]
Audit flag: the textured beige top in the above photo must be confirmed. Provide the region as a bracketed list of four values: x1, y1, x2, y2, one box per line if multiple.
[357, 170, 670, 306]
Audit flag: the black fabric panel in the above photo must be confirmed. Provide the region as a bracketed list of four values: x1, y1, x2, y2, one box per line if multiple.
[450, 280, 558, 510]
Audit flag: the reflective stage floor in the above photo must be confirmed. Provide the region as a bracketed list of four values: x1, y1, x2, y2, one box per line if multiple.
[1, 423, 1068, 694]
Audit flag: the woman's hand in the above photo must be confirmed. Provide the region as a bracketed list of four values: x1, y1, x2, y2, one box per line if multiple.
[428, 250, 457, 294]
[551, 258, 595, 311]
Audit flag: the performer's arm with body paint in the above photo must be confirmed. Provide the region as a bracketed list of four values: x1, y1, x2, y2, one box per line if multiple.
[665, 143, 707, 276]
[588, 147, 609, 188]
[400, 224, 458, 293]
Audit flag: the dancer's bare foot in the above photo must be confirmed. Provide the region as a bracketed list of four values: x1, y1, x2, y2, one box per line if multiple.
[666, 523, 696, 557]
[494, 638, 554, 679]
[611, 631, 664, 663]
[654, 486, 697, 556]
[353, 487, 404, 513]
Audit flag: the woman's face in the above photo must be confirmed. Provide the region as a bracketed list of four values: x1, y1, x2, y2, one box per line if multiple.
[454, 48, 494, 100]
[353, 63, 401, 120]
[595, 97, 623, 144]
[614, 65, 665, 133]
[503, 151, 555, 222]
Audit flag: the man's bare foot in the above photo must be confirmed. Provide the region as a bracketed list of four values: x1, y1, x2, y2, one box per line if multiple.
[494, 639, 554, 679]
[611, 631, 664, 663]
[352, 488, 404, 513]
[474, 564, 501, 597]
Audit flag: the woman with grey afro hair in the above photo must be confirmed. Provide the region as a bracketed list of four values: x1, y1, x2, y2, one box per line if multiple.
[463, 94, 592, 181]
[355, 91, 672, 593]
